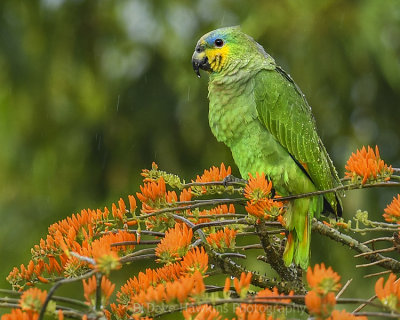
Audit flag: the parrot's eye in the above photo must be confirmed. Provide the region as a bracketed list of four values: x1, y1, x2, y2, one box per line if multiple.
[214, 39, 224, 47]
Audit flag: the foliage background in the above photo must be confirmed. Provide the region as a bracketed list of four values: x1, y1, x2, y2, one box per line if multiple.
[0, 0, 399, 303]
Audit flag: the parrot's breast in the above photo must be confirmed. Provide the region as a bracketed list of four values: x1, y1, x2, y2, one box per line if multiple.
[207, 74, 315, 196]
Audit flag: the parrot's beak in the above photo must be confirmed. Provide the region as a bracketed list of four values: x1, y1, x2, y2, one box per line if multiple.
[192, 44, 211, 78]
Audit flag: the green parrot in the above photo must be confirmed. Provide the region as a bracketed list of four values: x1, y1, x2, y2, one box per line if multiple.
[192, 26, 342, 269]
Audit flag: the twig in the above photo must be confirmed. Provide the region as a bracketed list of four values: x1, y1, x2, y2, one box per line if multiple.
[362, 237, 394, 245]
[119, 254, 156, 264]
[353, 311, 400, 318]
[364, 270, 392, 278]
[356, 258, 392, 268]
[141, 198, 246, 218]
[336, 279, 352, 299]
[312, 220, 400, 272]
[111, 240, 161, 247]
[236, 244, 263, 250]
[192, 219, 250, 232]
[182, 180, 247, 188]
[354, 247, 395, 258]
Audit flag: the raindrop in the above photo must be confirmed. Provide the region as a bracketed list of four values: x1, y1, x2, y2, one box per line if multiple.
[116, 95, 120, 111]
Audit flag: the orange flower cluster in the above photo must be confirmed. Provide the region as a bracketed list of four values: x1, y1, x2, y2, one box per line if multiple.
[307, 263, 341, 294]
[234, 308, 274, 320]
[206, 227, 237, 250]
[130, 271, 205, 311]
[244, 173, 283, 220]
[1, 309, 38, 320]
[223, 272, 252, 299]
[180, 247, 209, 275]
[155, 223, 193, 264]
[305, 263, 341, 319]
[136, 177, 168, 213]
[375, 273, 400, 312]
[182, 305, 221, 320]
[7, 260, 48, 290]
[1, 288, 48, 320]
[83, 275, 115, 307]
[19, 288, 47, 314]
[193, 163, 232, 194]
[117, 247, 208, 306]
[195, 163, 231, 183]
[233, 285, 292, 320]
[8, 201, 137, 290]
[330, 310, 367, 320]
[383, 194, 400, 223]
[345, 145, 393, 185]
[193, 204, 235, 224]
[136, 177, 184, 229]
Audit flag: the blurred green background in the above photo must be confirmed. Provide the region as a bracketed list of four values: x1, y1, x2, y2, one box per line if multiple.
[1, 0, 399, 304]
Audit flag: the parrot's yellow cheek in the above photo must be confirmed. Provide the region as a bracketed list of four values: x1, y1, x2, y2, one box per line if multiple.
[206, 46, 229, 73]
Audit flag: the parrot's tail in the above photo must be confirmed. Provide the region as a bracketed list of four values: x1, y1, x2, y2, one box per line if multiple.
[282, 196, 322, 269]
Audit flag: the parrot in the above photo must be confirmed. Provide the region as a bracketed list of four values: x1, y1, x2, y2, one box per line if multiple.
[192, 26, 342, 269]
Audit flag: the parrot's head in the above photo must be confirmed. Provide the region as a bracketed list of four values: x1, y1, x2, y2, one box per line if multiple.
[192, 26, 269, 78]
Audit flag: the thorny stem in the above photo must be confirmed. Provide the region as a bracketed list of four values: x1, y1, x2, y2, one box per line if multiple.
[312, 220, 400, 272]
[255, 222, 304, 289]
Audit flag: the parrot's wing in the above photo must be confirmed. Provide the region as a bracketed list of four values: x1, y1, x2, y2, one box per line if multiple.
[254, 67, 342, 216]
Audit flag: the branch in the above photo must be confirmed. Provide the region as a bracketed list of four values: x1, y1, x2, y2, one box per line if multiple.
[312, 220, 400, 272]
[255, 222, 304, 292]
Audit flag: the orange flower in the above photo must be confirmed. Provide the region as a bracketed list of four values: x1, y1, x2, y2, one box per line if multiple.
[233, 272, 252, 298]
[195, 163, 231, 183]
[245, 200, 283, 221]
[19, 288, 47, 313]
[345, 145, 393, 185]
[182, 305, 221, 320]
[128, 195, 137, 213]
[110, 304, 128, 320]
[1, 309, 38, 320]
[235, 306, 274, 320]
[223, 277, 231, 293]
[131, 271, 205, 308]
[375, 273, 400, 312]
[305, 290, 336, 319]
[307, 263, 341, 294]
[329, 309, 368, 320]
[155, 223, 193, 264]
[244, 173, 272, 202]
[117, 263, 184, 304]
[180, 247, 208, 275]
[136, 177, 167, 213]
[244, 173, 283, 220]
[83, 275, 115, 307]
[256, 286, 293, 306]
[383, 194, 400, 223]
[7, 260, 46, 291]
[179, 188, 193, 202]
[194, 204, 235, 224]
[206, 227, 237, 250]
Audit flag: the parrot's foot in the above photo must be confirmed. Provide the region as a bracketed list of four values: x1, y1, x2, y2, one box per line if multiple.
[222, 174, 247, 187]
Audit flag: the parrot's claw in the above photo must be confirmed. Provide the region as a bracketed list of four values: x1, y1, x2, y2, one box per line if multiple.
[222, 174, 247, 187]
